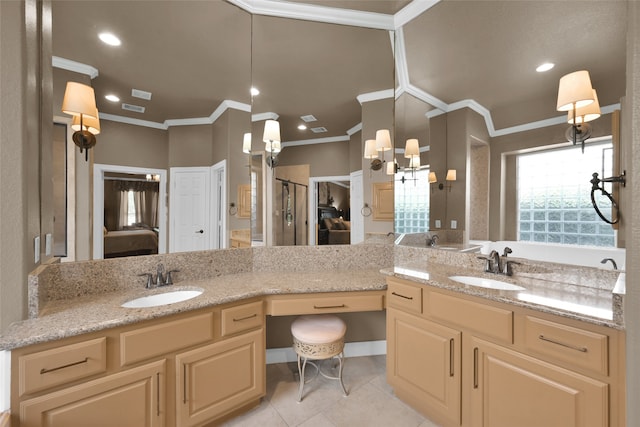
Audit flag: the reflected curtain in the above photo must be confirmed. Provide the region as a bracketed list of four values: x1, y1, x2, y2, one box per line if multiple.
[110, 180, 159, 229]
[117, 191, 128, 229]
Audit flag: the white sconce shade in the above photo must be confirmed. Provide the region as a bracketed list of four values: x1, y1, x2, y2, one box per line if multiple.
[446, 169, 457, 181]
[568, 89, 601, 124]
[71, 111, 101, 135]
[263, 120, 281, 153]
[409, 156, 421, 169]
[556, 70, 595, 111]
[375, 129, 392, 152]
[242, 132, 251, 154]
[428, 172, 437, 183]
[62, 82, 98, 118]
[364, 139, 378, 159]
[386, 160, 396, 175]
[404, 139, 420, 158]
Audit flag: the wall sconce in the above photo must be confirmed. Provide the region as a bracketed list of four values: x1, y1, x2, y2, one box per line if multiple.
[566, 89, 601, 152]
[263, 119, 281, 167]
[429, 169, 456, 191]
[404, 138, 420, 174]
[62, 81, 100, 161]
[242, 132, 251, 154]
[386, 158, 398, 175]
[364, 138, 382, 170]
[556, 70, 596, 152]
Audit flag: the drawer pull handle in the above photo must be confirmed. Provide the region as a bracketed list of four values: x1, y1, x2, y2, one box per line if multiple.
[156, 372, 161, 417]
[40, 357, 89, 374]
[538, 335, 588, 353]
[391, 292, 413, 300]
[449, 338, 455, 377]
[233, 313, 258, 322]
[473, 347, 479, 389]
[313, 304, 346, 309]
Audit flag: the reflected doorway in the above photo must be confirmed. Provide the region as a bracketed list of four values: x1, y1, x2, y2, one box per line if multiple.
[309, 176, 351, 246]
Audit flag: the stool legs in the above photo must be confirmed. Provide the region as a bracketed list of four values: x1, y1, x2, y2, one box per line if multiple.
[296, 352, 347, 402]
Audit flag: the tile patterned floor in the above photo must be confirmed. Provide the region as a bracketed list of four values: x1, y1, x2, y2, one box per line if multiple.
[220, 355, 442, 427]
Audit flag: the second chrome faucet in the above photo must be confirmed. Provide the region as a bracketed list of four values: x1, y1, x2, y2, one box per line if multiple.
[139, 264, 180, 288]
[478, 247, 520, 276]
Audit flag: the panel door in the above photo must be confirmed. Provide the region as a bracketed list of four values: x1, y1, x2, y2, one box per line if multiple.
[175, 328, 265, 427]
[20, 360, 165, 427]
[468, 336, 608, 427]
[387, 308, 461, 426]
[170, 167, 210, 253]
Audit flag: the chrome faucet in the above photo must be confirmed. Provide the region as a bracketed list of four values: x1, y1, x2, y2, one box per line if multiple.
[426, 234, 439, 247]
[600, 258, 618, 270]
[138, 264, 180, 288]
[477, 247, 520, 276]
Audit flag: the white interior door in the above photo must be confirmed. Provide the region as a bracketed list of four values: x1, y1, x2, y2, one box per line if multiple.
[350, 170, 364, 244]
[170, 167, 210, 253]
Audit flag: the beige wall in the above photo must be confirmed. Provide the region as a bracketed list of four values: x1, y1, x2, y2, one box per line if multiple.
[94, 121, 168, 169]
[349, 130, 362, 173]
[277, 141, 351, 177]
[226, 109, 251, 234]
[361, 97, 394, 236]
[168, 124, 213, 167]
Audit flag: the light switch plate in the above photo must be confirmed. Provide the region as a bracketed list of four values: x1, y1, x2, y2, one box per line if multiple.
[435, 219, 441, 228]
[45, 233, 52, 256]
[34, 236, 40, 263]
[451, 220, 457, 229]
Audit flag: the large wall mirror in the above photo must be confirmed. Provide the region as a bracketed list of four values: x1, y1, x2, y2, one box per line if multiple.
[44, 1, 628, 261]
[394, 0, 626, 247]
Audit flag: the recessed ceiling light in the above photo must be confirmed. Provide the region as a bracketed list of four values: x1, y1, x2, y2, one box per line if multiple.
[298, 125, 307, 130]
[105, 94, 120, 102]
[99, 32, 121, 46]
[250, 87, 260, 96]
[536, 62, 555, 72]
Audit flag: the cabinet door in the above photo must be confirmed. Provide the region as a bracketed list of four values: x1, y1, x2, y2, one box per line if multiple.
[176, 328, 265, 427]
[468, 337, 608, 427]
[20, 360, 165, 427]
[387, 308, 461, 426]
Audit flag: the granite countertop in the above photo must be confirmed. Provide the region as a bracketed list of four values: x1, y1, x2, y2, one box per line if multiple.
[382, 260, 624, 330]
[0, 269, 386, 350]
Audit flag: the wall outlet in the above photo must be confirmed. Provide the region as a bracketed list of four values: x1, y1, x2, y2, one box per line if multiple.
[435, 219, 441, 228]
[34, 236, 40, 263]
[451, 220, 457, 229]
[45, 233, 52, 256]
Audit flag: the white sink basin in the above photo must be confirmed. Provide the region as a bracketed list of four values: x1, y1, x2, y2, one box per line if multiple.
[122, 289, 203, 308]
[449, 276, 525, 291]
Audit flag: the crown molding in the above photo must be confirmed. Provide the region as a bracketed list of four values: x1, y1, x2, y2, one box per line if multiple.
[229, 0, 394, 30]
[356, 89, 395, 105]
[347, 123, 362, 136]
[394, 0, 440, 29]
[52, 56, 99, 79]
[99, 113, 167, 130]
[282, 135, 350, 148]
[252, 112, 279, 122]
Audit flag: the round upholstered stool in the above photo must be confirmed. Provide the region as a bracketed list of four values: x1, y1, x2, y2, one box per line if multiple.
[291, 314, 348, 402]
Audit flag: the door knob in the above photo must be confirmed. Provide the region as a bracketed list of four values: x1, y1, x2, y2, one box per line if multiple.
[195, 229, 204, 234]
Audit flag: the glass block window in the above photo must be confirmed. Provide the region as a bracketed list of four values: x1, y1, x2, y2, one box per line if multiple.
[395, 168, 430, 234]
[517, 140, 615, 247]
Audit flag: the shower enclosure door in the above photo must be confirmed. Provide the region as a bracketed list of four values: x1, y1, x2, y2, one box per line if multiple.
[276, 178, 308, 246]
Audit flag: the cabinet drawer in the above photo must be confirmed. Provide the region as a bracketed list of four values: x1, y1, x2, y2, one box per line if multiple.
[427, 292, 513, 343]
[387, 280, 422, 314]
[120, 312, 214, 366]
[221, 301, 264, 337]
[522, 316, 609, 375]
[268, 293, 384, 316]
[19, 337, 107, 396]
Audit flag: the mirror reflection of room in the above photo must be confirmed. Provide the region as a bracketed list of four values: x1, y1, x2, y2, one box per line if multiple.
[103, 172, 160, 258]
[317, 181, 351, 245]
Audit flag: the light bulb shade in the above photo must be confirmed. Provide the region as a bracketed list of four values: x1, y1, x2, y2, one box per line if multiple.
[446, 169, 457, 181]
[242, 132, 251, 154]
[364, 139, 378, 159]
[263, 119, 280, 143]
[71, 111, 101, 135]
[386, 161, 395, 175]
[404, 138, 420, 158]
[556, 70, 595, 111]
[568, 89, 601, 124]
[266, 140, 281, 153]
[375, 129, 392, 152]
[409, 156, 420, 169]
[428, 172, 437, 183]
[62, 82, 98, 118]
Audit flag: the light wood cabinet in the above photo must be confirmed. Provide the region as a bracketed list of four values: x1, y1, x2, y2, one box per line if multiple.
[468, 336, 608, 427]
[20, 360, 165, 427]
[175, 328, 265, 427]
[386, 277, 625, 427]
[387, 308, 461, 426]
